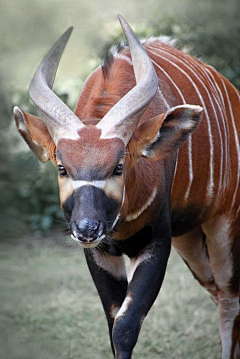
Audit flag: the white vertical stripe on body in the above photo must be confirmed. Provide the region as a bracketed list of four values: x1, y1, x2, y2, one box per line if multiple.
[148, 46, 214, 200]
[220, 78, 240, 211]
[159, 46, 224, 205]
[150, 58, 194, 201]
[204, 67, 230, 194]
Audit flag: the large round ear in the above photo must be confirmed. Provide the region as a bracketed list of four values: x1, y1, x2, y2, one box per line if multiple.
[136, 105, 203, 160]
[13, 106, 53, 163]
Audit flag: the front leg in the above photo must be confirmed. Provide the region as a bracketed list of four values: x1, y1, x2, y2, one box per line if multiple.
[113, 231, 171, 359]
[84, 247, 128, 356]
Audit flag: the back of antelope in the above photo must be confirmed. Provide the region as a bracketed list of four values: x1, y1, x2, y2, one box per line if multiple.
[14, 15, 240, 359]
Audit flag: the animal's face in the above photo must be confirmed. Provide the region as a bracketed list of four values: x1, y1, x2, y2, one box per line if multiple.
[56, 126, 126, 247]
[13, 17, 203, 248]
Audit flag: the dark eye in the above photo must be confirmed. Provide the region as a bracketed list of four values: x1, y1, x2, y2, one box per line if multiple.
[113, 164, 123, 176]
[58, 164, 67, 177]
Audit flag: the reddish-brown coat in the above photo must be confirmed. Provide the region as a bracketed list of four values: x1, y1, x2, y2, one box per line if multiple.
[75, 41, 240, 234]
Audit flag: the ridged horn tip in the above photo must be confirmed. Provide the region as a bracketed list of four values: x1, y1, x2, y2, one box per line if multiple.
[60, 26, 74, 44]
[42, 26, 74, 66]
[30, 26, 74, 92]
[13, 105, 21, 116]
[118, 15, 139, 44]
[118, 15, 131, 33]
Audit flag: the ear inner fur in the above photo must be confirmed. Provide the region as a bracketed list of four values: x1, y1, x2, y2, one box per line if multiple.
[13, 107, 50, 162]
[23, 111, 53, 147]
[139, 105, 203, 160]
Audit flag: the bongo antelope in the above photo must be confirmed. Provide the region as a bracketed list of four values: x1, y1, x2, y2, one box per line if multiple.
[13, 15, 240, 359]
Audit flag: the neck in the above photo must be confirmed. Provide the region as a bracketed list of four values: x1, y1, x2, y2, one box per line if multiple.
[113, 158, 161, 240]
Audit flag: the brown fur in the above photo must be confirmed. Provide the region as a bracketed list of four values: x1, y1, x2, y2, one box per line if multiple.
[21, 41, 240, 239]
[16, 34, 240, 358]
[57, 126, 125, 179]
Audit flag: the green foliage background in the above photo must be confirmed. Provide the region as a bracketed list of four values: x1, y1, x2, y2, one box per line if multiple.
[0, 0, 239, 239]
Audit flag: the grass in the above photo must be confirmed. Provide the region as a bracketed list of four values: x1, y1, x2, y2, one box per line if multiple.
[0, 234, 220, 359]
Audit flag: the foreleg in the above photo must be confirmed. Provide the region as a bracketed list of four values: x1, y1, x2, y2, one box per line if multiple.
[84, 247, 128, 356]
[112, 235, 171, 359]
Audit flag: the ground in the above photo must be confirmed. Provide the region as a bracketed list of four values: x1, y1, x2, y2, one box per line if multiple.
[1, 233, 220, 359]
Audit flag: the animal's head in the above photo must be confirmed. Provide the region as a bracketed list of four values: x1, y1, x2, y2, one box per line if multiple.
[13, 16, 203, 248]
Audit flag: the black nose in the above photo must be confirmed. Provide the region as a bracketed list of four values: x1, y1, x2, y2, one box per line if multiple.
[72, 218, 104, 241]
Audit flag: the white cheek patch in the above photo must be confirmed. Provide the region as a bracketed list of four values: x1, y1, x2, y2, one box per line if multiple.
[104, 178, 124, 202]
[72, 179, 106, 190]
[59, 178, 73, 205]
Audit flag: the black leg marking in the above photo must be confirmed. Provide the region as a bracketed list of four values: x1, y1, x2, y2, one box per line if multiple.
[113, 235, 171, 358]
[84, 248, 128, 356]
